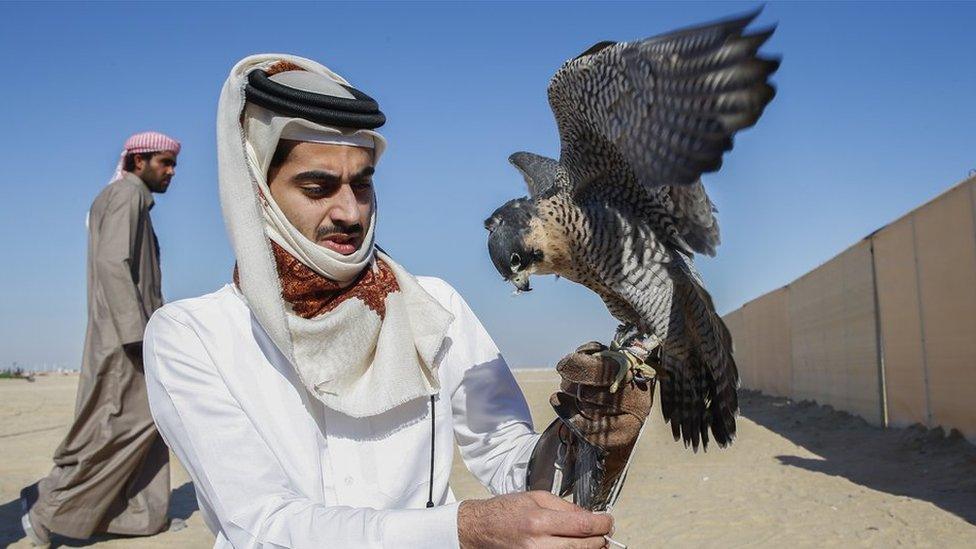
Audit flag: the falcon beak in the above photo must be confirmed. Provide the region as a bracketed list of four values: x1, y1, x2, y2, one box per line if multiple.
[511, 272, 532, 292]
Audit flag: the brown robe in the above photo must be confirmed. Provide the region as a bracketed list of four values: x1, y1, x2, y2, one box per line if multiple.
[32, 172, 169, 538]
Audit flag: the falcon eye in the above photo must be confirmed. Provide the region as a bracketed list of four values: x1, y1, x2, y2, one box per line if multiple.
[510, 253, 522, 269]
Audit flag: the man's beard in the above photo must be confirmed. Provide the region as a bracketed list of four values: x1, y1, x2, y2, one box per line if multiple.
[144, 172, 170, 193]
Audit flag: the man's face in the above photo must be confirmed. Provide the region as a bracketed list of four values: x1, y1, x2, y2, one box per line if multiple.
[267, 140, 375, 255]
[134, 151, 178, 193]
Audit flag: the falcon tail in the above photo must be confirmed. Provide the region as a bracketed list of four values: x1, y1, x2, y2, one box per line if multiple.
[659, 273, 739, 451]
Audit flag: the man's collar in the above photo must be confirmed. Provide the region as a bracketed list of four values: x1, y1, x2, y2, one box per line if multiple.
[120, 171, 155, 209]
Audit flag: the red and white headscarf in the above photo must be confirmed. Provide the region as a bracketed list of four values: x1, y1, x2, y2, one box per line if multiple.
[110, 131, 181, 183]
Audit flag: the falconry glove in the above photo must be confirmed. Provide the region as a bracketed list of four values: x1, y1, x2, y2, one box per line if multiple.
[527, 341, 655, 510]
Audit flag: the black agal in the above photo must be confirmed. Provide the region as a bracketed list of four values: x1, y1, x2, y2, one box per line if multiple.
[245, 70, 386, 130]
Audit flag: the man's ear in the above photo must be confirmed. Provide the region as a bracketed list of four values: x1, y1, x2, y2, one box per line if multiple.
[132, 154, 146, 174]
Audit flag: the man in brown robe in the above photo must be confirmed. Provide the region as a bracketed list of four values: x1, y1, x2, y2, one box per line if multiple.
[21, 131, 181, 546]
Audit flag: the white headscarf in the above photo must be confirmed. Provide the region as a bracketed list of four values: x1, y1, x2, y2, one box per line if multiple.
[217, 54, 453, 417]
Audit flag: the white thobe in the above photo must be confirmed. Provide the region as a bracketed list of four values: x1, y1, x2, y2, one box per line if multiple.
[143, 277, 540, 548]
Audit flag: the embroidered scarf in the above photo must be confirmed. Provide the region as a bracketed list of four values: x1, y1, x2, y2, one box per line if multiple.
[235, 241, 400, 320]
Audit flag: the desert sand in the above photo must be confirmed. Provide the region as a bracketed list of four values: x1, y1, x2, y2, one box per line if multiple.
[2, 371, 975, 548]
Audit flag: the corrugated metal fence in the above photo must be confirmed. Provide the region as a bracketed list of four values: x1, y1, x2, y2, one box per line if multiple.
[723, 176, 976, 441]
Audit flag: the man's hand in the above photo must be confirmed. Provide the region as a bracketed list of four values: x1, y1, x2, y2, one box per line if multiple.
[458, 491, 612, 548]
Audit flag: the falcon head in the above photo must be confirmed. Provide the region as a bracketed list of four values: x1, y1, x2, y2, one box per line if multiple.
[484, 198, 543, 292]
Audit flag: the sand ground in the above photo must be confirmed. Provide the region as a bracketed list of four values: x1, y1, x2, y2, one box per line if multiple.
[2, 371, 975, 548]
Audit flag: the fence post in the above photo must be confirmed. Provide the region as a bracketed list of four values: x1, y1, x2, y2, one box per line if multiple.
[868, 238, 889, 428]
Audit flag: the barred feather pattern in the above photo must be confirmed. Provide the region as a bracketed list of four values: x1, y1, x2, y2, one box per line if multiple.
[498, 10, 777, 451]
[535, 174, 737, 451]
[547, 9, 778, 192]
[659, 256, 738, 450]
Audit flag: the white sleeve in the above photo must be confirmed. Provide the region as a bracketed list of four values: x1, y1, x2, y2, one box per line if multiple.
[143, 309, 460, 549]
[443, 288, 541, 496]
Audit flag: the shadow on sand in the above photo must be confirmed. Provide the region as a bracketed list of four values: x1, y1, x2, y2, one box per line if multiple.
[739, 389, 976, 525]
[0, 482, 198, 548]
[0, 495, 28, 547]
[167, 481, 198, 522]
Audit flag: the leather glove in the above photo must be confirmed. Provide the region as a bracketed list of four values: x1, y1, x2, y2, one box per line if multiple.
[528, 341, 655, 510]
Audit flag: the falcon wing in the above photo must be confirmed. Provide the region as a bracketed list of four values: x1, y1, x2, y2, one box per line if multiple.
[666, 180, 720, 256]
[548, 9, 778, 193]
[508, 152, 562, 198]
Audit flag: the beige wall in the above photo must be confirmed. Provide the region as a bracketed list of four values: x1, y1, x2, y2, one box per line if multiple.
[741, 288, 792, 397]
[723, 309, 750, 389]
[723, 176, 976, 439]
[789, 240, 883, 425]
[873, 216, 928, 427]
[912, 182, 976, 437]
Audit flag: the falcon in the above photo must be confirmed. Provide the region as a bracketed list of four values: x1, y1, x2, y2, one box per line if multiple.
[485, 10, 779, 451]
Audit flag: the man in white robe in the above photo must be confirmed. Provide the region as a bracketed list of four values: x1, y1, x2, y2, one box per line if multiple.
[144, 55, 648, 548]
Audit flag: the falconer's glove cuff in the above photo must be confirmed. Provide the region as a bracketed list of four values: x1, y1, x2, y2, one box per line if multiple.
[527, 341, 655, 509]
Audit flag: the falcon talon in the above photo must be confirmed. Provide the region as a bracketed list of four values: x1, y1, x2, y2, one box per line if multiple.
[594, 350, 632, 394]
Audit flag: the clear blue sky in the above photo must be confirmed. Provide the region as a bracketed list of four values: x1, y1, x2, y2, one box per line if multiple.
[1, 1, 974, 370]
